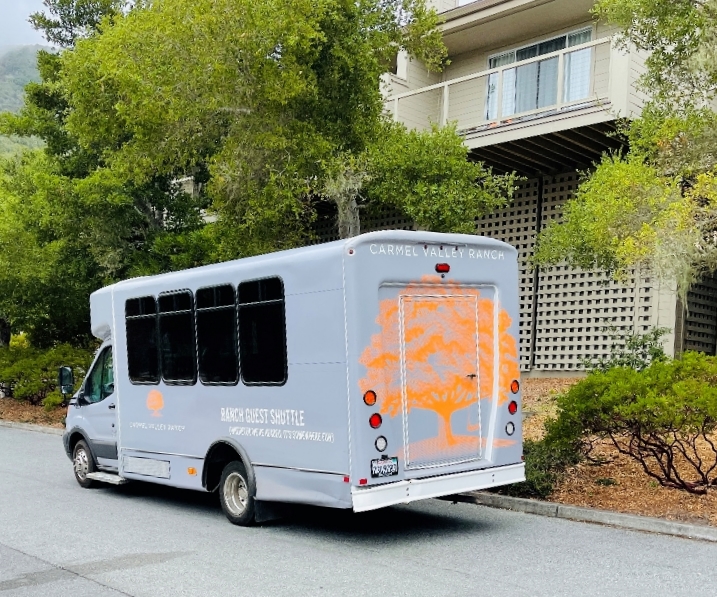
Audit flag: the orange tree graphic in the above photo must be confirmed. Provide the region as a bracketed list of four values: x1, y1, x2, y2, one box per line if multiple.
[359, 276, 519, 451]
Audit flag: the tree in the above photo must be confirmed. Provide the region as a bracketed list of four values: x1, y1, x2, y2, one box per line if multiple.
[0, 0, 210, 346]
[534, 1, 717, 298]
[359, 276, 519, 460]
[60, 0, 515, 248]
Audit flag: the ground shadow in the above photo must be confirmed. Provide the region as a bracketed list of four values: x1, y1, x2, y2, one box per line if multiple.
[103, 481, 493, 545]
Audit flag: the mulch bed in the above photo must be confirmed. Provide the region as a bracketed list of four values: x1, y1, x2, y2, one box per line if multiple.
[0, 398, 66, 428]
[523, 378, 717, 526]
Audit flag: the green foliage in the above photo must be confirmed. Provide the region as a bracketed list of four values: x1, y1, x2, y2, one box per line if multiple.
[583, 327, 668, 372]
[500, 430, 582, 499]
[536, 2, 717, 296]
[551, 352, 717, 493]
[29, 0, 127, 48]
[366, 124, 517, 233]
[0, 341, 94, 409]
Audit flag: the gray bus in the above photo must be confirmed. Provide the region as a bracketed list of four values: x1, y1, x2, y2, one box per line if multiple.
[61, 230, 525, 525]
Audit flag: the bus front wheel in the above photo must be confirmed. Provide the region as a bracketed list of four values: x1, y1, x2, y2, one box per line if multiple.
[72, 440, 97, 488]
[219, 461, 256, 526]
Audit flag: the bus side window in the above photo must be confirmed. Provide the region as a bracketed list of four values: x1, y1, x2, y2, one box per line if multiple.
[158, 290, 197, 385]
[126, 296, 160, 384]
[238, 277, 287, 385]
[196, 284, 238, 385]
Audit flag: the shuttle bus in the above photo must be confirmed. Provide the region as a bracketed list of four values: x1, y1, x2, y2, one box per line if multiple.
[61, 230, 525, 525]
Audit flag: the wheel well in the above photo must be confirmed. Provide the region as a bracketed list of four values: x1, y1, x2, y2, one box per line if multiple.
[204, 442, 242, 492]
[68, 432, 86, 454]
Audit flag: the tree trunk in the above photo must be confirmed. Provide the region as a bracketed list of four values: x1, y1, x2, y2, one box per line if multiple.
[336, 194, 361, 239]
[437, 412, 456, 446]
[0, 318, 9, 348]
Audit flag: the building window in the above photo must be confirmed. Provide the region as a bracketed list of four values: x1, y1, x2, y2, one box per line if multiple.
[238, 277, 287, 385]
[126, 296, 160, 384]
[486, 28, 592, 120]
[158, 290, 197, 384]
[196, 284, 239, 385]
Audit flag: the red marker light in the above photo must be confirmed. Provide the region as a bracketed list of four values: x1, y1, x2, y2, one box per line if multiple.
[359, 478, 368, 485]
[435, 263, 450, 273]
[343, 476, 350, 483]
[369, 413, 382, 429]
[508, 400, 518, 415]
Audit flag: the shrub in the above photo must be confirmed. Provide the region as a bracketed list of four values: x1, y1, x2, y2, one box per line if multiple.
[0, 341, 94, 410]
[553, 352, 717, 494]
[582, 327, 669, 372]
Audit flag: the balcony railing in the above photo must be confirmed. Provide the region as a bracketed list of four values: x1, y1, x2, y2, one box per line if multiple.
[388, 38, 614, 135]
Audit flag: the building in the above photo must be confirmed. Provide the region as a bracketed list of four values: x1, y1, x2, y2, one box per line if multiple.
[377, 0, 717, 376]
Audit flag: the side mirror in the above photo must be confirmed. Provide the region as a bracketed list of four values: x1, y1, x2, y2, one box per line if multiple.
[58, 366, 74, 396]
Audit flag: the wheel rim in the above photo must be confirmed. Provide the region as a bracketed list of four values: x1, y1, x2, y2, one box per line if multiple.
[74, 447, 89, 481]
[224, 471, 249, 517]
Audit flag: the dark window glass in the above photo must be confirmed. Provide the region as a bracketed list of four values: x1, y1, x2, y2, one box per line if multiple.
[197, 285, 238, 384]
[238, 278, 287, 385]
[159, 290, 196, 384]
[239, 277, 283, 304]
[126, 297, 159, 384]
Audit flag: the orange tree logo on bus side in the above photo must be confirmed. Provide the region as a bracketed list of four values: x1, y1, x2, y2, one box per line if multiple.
[147, 389, 164, 417]
[359, 275, 519, 452]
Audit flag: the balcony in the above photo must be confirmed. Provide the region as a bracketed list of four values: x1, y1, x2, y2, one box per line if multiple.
[387, 36, 639, 173]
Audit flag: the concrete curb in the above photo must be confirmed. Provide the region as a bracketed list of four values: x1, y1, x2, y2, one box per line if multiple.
[0, 420, 63, 436]
[452, 491, 717, 543]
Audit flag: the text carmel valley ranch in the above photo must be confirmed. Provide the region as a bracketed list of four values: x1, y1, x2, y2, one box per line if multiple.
[367, 244, 506, 260]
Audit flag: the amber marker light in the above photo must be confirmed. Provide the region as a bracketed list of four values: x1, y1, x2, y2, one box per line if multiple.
[187, 467, 197, 476]
[363, 390, 377, 406]
[510, 379, 520, 394]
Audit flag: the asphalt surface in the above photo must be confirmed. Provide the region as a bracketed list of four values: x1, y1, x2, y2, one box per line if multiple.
[1, 426, 716, 597]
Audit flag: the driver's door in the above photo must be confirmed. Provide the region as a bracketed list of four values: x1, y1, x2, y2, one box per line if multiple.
[81, 346, 118, 469]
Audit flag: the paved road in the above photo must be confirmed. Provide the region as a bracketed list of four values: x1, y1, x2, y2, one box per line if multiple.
[1, 426, 716, 597]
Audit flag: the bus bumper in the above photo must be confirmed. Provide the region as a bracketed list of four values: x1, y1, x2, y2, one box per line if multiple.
[351, 462, 525, 513]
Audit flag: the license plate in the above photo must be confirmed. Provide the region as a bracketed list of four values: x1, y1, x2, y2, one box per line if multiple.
[371, 457, 399, 478]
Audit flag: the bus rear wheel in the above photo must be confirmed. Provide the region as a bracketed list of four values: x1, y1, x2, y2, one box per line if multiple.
[219, 461, 256, 526]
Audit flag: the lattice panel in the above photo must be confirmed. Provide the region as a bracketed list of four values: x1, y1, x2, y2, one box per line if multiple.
[533, 173, 646, 370]
[684, 275, 717, 354]
[475, 178, 539, 370]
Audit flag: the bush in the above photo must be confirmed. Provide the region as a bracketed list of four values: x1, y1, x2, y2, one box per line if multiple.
[501, 327, 675, 499]
[0, 341, 94, 410]
[582, 327, 668, 372]
[554, 352, 717, 494]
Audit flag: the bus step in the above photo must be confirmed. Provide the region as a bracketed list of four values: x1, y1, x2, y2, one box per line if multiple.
[87, 472, 129, 485]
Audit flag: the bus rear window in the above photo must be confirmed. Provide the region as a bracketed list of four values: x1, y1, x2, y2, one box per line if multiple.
[238, 278, 287, 385]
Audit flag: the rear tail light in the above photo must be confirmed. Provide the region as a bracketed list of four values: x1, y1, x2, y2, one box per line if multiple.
[363, 390, 377, 406]
[369, 413, 382, 429]
[435, 263, 450, 273]
[508, 401, 518, 415]
[510, 379, 520, 394]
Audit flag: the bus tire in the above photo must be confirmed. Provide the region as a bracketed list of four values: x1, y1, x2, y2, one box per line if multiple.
[219, 461, 256, 526]
[72, 440, 97, 488]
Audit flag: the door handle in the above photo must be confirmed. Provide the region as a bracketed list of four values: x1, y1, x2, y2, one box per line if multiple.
[466, 374, 477, 379]
[108, 404, 116, 410]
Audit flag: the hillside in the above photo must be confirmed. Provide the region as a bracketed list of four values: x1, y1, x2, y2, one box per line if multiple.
[0, 45, 46, 113]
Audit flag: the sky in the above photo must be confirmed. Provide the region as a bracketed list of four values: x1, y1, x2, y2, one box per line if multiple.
[0, 0, 48, 47]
